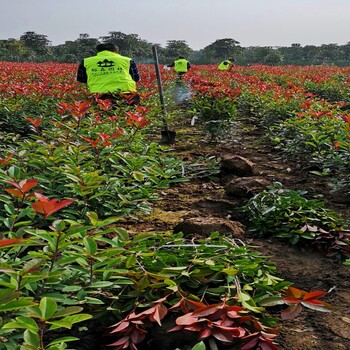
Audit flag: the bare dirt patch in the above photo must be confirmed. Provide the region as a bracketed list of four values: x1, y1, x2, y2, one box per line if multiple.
[117, 117, 350, 350]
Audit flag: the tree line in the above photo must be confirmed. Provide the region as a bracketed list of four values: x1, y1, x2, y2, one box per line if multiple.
[1, 31, 349, 66]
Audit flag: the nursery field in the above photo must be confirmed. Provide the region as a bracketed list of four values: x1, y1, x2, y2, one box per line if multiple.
[0, 61, 349, 350]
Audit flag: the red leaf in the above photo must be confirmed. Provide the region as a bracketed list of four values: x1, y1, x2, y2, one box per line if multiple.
[108, 336, 129, 347]
[302, 299, 325, 306]
[239, 315, 252, 324]
[150, 303, 167, 326]
[0, 153, 15, 164]
[281, 303, 302, 320]
[285, 286, 307, 299]
[110, 321, 131, 334]
[96, 98, 113, 111]
[82, 137, 99, 148]
[216, 324, 245, 336]
[241, 333, 260, 350]
[176, 313, 200, 326]
[26, 117, 43, 128]
[283, 297, 301, 304]
[185, 299, 207, 309]
[0, 238, 24, 247]
[261, 329, 280, 338]
[227, 311, 241, 318]
[34, 192, 50, 201]
[226, 305, 244, 313]
[184, 324, 203, 332]
[138, 305, 157, 316]
[168, 325, 182, 332]
[5, 179, 38, 193]
[181, 299, 206, 313]
[20, 179, 39, 193]
[5, 188, 24, 198]
[32, 198, 74, 218]
[192, 303, 223, 317]
[212, 329, 234, 343]
[303, 290, 327, 301]
[259, 339, 280, 350]
[130, 329, 147, 344]
[199, 328, 211, 339]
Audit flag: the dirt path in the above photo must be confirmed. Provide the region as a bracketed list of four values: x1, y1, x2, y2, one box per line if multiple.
[121, 115, 350, 350]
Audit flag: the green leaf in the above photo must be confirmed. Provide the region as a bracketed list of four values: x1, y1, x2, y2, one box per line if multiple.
[83, 237, 97, 255]
[115, 228, 129, 241]
[210, 232, 219, 239]
[88, 281, 114, 288]
[300, 301, 333, 312]
[52, 306, 84, 318]
[191, 341, 206, 350]
[241, 300, 265, 313]
[237, 292, 251, 302]
[222, 268, 238, 276]
[86, 211, 98, 226]
[20, 345, 38, 350]
[0, 298, 36, 312]
[47, 320, 72, 330]
[47, 336, 79, 346]
[22, 259, 46, 274]
[8, 165, 20, 178]
[23, 329, 40, 347]
[27, 305, 42, 318]
[39, 297, 57, 320]
[132, 171, 145, 181]
[4, 203, 15, 215]
[126, 254, 137, 268]
[0, 289, 21, 304]
[3, 316, 38, 334]
[62, 285, 83, 292]
[48, 314, 92, 330]
[52, 220, 66, 232]
[259, 296, 285, 307]
[84, 297, 105, 304]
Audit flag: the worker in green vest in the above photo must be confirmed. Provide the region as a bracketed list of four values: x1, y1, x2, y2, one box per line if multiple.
[167, 56, 191, 79]
[218, 57, 235, 71]
[77, 43, 141, 105]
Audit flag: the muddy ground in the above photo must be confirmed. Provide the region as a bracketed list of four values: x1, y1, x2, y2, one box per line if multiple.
[117, 113, 350, 350]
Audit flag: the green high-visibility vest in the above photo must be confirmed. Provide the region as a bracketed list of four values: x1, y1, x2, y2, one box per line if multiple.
[174, 58, 188, 73]
[218, 60, 232, 71]
[84, 51, 136, 93]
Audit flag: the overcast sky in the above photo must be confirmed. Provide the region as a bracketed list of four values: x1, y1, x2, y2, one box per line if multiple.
[1, 0, 349, 50]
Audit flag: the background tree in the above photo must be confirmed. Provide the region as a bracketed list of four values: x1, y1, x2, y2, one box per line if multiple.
[264, 50, 283, 65]
[99, 31, 153, 61]
[302, 45, 322, 65]
[162, 40, 193, 63]
[280, 43, 303, 64]
[319, 43, 343, 64]
[20, 31, 51, 60]
[0, 30, 349, 65]
[0, 39, 27, 61]
[76, 33, 99, 58]
[202, 38, 241, 63]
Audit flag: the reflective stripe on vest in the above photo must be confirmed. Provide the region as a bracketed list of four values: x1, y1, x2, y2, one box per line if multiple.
[218, 60, 232, 71]
[174, 59, 188, 73]
[84, 51, 136, 93]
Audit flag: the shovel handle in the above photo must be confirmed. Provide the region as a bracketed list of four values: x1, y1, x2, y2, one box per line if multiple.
[152, 45, 166, 116]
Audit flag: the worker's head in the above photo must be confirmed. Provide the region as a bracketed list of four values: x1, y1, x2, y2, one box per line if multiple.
[95, 43, 119, 53]
[178, 55, 185, 59]
[228, 57, 235, 61]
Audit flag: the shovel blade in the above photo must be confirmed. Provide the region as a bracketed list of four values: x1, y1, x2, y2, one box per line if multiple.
[160, 130, 176, 144]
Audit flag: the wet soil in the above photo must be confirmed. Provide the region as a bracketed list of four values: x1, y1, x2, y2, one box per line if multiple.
[117, 115, 350, 350]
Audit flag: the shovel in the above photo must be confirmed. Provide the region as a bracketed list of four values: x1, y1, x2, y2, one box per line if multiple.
[152, 45, 176, 144]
